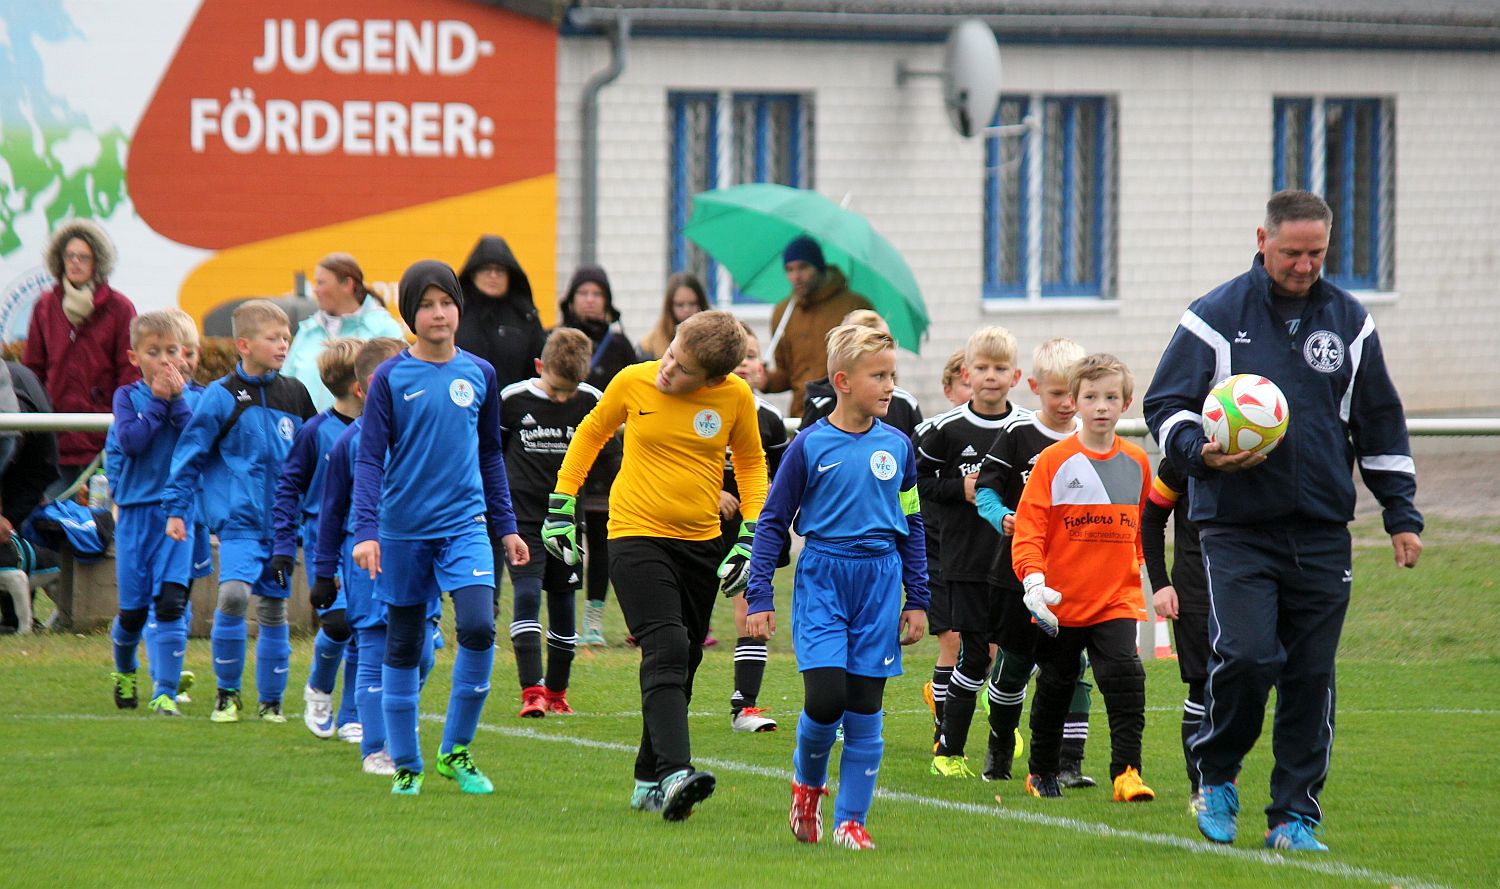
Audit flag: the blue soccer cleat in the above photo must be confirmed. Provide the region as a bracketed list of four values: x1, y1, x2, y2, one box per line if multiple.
[1196, 781, 1240, 843]
[1265, 816, 1328, 852]
[630, 779, 664, 813]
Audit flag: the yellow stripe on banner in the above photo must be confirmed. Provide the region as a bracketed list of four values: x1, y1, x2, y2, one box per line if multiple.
[176, 174, 558, 328]
[899, 485, 920, 516]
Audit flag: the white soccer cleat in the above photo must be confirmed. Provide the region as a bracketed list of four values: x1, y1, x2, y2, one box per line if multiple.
[362, 750, 397, 776]
[731, 707, 778, 733]
[338, 722, 364, 744]
[302, 686, 335, 739]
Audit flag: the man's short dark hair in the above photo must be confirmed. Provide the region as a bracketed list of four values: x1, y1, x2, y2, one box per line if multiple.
[1265, 190, 1333, 234]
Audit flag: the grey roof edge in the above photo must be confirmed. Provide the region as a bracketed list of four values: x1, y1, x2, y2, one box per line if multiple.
[483, 2, 1500, 50]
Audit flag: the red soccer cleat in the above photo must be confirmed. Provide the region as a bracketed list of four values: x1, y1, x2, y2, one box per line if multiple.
[789, 780, 829, 843]
[545, 688, 575, 715]
[832, 820, 876, 850]
[519, 685, 547, 718]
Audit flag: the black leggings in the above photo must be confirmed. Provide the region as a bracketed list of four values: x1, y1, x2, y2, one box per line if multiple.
[584, 509, 610, 604]
[802, 667, 886, 724]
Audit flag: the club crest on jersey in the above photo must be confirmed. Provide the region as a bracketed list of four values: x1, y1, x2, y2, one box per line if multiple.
[449, 378, 476, 407]
[869, 449, 897, 481]
[693, 409, 722, 438]
[277, 417, 295, 441]
[1303, 330, 1345, 373]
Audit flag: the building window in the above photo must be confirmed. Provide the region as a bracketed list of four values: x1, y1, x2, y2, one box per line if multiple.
[669, 91, 813, 305]
[984, 95, 1116, 301]
[1273, 97, 1394, 291]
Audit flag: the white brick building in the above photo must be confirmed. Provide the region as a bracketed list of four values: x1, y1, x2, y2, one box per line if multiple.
[514, 0, 1500, 416]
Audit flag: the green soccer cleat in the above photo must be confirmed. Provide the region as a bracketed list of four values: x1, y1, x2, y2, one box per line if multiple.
[176, 670, 195, 704]
[436, 745, 494, 794]
[111, 671, 138, 709]
[210, 689, 241, 723]
[148, 694, 181, 717]
[258, 701, 287, 723]
[630, 779, 664, 813]
[930, 755, 976, 778]
[392, 768, 424, 796]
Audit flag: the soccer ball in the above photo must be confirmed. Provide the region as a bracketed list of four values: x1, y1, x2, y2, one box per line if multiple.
[1201, 374, 1290, 455]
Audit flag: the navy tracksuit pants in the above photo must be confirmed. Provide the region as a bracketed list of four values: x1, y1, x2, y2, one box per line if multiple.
[1191, 522, 1351, 828]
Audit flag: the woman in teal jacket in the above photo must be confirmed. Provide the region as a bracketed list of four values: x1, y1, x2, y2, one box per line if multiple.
[283, 253, 406, 411]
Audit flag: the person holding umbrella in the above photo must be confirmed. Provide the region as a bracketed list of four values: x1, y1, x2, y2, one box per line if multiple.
[762, 236, 871, 418]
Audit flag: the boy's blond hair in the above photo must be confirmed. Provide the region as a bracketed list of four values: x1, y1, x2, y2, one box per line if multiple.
[1032, 337, 1086, 383]
[676, 310, 747, 378]
[316, 337, 362, 399]
[131, 309, 197, 349]
[354, 337, 406, 389]
[1068, 352, 1135, 402]
[840, 309, 888, 332]
[940, 348, 966, 391]
[541, 327, 592, 385]
[826, 324, 895, 377]
[231, 299, 290, 339]
[965, 325, 1018, 367]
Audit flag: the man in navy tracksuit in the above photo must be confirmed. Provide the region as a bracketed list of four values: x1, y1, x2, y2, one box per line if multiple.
[1143, 190, 1422, 852]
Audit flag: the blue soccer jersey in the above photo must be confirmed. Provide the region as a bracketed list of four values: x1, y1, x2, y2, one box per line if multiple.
[746, 417, 928, 616]
[106, 380, 200, 508]
[270, 408, 351, 559]
[352, 349, 517, 543]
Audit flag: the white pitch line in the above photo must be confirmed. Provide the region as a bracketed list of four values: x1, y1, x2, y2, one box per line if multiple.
[444, 716, 1458, 889]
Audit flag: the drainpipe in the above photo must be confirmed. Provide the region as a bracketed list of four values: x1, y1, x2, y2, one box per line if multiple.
[577, 13, 629, 267]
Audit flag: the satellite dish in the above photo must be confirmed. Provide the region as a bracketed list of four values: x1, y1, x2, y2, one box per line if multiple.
[942, 20, 1002, 138]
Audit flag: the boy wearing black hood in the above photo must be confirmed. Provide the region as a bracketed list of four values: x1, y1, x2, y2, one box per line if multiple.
[351, 260, 529, 796]
[456, 235, 546, 393]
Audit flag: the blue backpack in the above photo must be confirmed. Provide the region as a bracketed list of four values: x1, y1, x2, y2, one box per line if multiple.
[21, 500, 115, 564]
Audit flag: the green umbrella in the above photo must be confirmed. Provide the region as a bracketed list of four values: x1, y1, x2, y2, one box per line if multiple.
[683, 183, 929, 352]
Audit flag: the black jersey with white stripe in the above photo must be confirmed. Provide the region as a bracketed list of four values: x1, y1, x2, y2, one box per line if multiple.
[500, 379, 602, 526]
[976, 412, 1078, 589]
[915, 401, 1027, 582]
[725, 396, 789, 498]
[800, 376, 922, 440]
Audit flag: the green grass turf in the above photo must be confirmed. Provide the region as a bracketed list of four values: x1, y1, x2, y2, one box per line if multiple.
[3, 532, 1498, 889]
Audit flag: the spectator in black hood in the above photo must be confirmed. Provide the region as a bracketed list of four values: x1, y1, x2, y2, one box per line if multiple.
[456, 235, 546, 392]
[558, 264, 637, 393]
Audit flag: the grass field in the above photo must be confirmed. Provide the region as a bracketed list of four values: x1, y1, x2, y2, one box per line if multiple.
[4, 530, 1498, 889]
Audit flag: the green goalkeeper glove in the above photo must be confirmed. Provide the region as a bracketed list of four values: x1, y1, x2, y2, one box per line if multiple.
[717, 520, 755, 597]
[542, 493, 582, 566]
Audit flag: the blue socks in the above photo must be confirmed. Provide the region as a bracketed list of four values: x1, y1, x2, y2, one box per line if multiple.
[307, 627, 345, 693]
[337, 637, 360, 726]
[793, 712, 841, 788]
[110, 617, 141, 674]
[441, 643, 494, 754]
[210, 610, 246, 691]
[355, 626, 387, 758]
[383, 663, 422, 772]
[419, 627, 436, 687]
[835, 710, 884, 826]
[150, 617, 188, 700]
[255, 621, 291, 704]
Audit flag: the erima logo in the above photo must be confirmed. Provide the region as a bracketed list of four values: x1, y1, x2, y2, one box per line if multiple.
[234, 389, 251, 402]
[403, 389, 426, 401]
[1343, 569, 1353, 583]
[520, 413, 538, 426]
[1234, 330, 1252, 344]
[883, 655, 896, 665]
[1068, 478, 1084, 489]
[961, 445, 978, 457]
[817, 461, 842, 473]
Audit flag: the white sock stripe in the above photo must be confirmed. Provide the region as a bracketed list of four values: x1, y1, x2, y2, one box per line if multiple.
[992, 690, 1025, 706]
[950, 671, 984, 692]
[545, 631, 577, 645]
[1183, 699, 1206, 715]
[508, 621, 543, 638]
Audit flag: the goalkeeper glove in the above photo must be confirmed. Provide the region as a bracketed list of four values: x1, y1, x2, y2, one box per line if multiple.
[541, 493, 581, 566]
[1022, 573, 1063, 637]
[717, 520, 755, 597]
[270, 554, 295, 588]
[309, 576, 338, 611]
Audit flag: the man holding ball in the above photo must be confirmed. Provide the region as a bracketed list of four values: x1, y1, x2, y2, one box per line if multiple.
[1143, 190, 1423, 852]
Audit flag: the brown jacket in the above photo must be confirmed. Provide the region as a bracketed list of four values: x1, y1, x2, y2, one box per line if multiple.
[763, 268, 871, 416]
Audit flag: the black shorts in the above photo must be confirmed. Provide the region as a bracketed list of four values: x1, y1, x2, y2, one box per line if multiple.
[947, 578, 1002, 636]
[927, 573, 953, 635]
[995, 583, 1041, 654]
[1170, 577, 1210, 684]
[507, 529, 583, 593]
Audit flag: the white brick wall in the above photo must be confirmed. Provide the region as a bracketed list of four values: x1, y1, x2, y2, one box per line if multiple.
[558, 37, 1500, 417]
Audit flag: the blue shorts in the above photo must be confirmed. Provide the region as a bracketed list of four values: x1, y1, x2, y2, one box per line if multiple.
[191, 524, 214, 579]
[340, 536, 382, 628]
[791, 538, 904, 678]
[218, 537, 289, 599]
[116, 503, 193, 611]
[377, 525, 494, 607]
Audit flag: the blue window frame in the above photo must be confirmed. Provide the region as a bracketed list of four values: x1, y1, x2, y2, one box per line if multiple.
[669, 91, 812, 305]
[1273, 97, 1394, 291]
[984, 95, 1115, 301]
